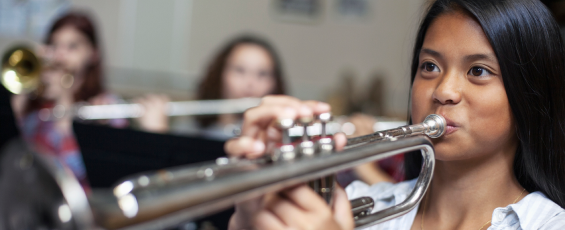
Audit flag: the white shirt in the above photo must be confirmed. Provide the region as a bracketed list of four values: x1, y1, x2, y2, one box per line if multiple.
[346, 179, 565, 230]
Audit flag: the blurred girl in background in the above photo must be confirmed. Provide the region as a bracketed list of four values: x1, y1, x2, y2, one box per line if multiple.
[138, 35, 286, 140]
[12, 12, 126, 189]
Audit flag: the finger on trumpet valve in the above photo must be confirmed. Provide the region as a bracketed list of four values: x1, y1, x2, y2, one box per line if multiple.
[273, 118, 296, 161]
[298, 116, 315, 157]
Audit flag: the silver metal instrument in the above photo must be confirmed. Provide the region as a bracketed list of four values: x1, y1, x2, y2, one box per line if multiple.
[77, 97, 261, 120]
[0, 114, 445, 230]
[35, 97, 262, 121]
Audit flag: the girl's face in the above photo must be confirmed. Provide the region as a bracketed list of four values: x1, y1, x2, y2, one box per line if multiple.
[45, 26, 96, 75]
[41, 26, 95, 100]
[411, 11, 517, 161]
[222, 44, 276, 99]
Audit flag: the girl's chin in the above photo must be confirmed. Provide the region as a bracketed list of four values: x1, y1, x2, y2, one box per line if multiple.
[431, 143, 465, 160]
[433, 147, 481, 162]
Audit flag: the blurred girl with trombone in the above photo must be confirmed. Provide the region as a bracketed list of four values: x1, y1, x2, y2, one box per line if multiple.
[11, 12, 127, 189]
[226, 0, 565, 229]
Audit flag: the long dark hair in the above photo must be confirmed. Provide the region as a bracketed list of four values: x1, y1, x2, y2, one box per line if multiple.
[25, 12, 104, 114]
[405, 0, 565, 208]
[196, 35, 286, 128]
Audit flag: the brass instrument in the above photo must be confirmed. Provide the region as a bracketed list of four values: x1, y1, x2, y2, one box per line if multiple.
[1, 46, 41, 94]
[1, 46, 260, 120]
[0, 114, 445, 230]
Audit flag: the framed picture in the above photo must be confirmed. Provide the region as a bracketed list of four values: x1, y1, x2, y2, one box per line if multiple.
[270, 0, 324, 24]
[334, 0, 371, 23]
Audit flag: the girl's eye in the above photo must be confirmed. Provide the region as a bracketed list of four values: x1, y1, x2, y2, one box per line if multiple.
[422, 62, 439, 72]
[257, 70, 272, 78]
[468, 67, 489, 77]
[230, 66, 244, 75]
[69, 44, 78, 50]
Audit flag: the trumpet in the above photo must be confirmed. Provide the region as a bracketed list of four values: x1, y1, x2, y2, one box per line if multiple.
[0, 113, 445, 230]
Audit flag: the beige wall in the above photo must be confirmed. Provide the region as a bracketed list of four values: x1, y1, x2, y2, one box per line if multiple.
[3, 0, 426, 117]
[188, 0, 425, 117]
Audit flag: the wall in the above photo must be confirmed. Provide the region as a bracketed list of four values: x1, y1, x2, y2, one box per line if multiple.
[187, 0, 426, 117]
[2, 0, 427, 117]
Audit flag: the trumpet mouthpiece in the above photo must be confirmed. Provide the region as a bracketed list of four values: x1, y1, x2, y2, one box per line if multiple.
[423, 114, 446, 138]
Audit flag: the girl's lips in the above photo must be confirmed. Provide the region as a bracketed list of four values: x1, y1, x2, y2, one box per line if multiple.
[441, 115, 459, 135]
[445, 125, 458, 135]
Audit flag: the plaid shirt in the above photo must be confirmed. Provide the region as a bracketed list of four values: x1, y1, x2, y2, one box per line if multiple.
[20, 95, 127, 190]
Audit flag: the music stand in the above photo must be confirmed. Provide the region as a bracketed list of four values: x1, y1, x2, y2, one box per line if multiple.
[73, 122, 232, 229]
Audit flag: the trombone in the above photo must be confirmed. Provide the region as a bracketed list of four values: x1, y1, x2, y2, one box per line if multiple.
[37, 97, 261, 121]
[1, 46, 261, 120]
[0, 113, 445, 230]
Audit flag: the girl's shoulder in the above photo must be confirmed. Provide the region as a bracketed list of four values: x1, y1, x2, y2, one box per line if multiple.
[345, 181, 565, 230]
[501, 191, 565, 230]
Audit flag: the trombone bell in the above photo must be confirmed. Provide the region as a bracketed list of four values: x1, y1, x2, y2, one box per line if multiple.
[1, 47, 41, 94]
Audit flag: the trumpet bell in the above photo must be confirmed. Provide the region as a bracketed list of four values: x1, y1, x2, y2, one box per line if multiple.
[1, 47, 41, 94]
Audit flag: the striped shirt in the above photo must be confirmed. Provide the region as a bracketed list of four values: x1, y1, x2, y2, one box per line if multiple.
[346, 179, 565, 230]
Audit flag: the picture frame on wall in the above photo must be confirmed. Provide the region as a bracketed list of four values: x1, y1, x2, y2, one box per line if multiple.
[333, 0, 371, 23]
[270, 0, 324, 24]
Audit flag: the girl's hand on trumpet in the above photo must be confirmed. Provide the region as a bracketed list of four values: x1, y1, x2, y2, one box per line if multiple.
[225, 95, 353, 230]
[224, 95, 347, 158]
[253, 184, 353, 230]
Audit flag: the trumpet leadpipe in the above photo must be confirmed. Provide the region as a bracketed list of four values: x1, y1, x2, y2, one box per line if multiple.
[346, 114, 446, 146]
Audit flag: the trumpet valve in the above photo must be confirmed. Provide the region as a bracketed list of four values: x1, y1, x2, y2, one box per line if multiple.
[316, 113, 334, 154]
[272, 118, 297, 161]
[316, 137, 334, 154]
[298, 116, 315, 157]
[318, 113, 332, 137]
[299, 140, 315, 157]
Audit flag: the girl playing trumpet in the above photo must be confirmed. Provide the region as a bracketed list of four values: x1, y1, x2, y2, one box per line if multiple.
[226, 0, 565, 229]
